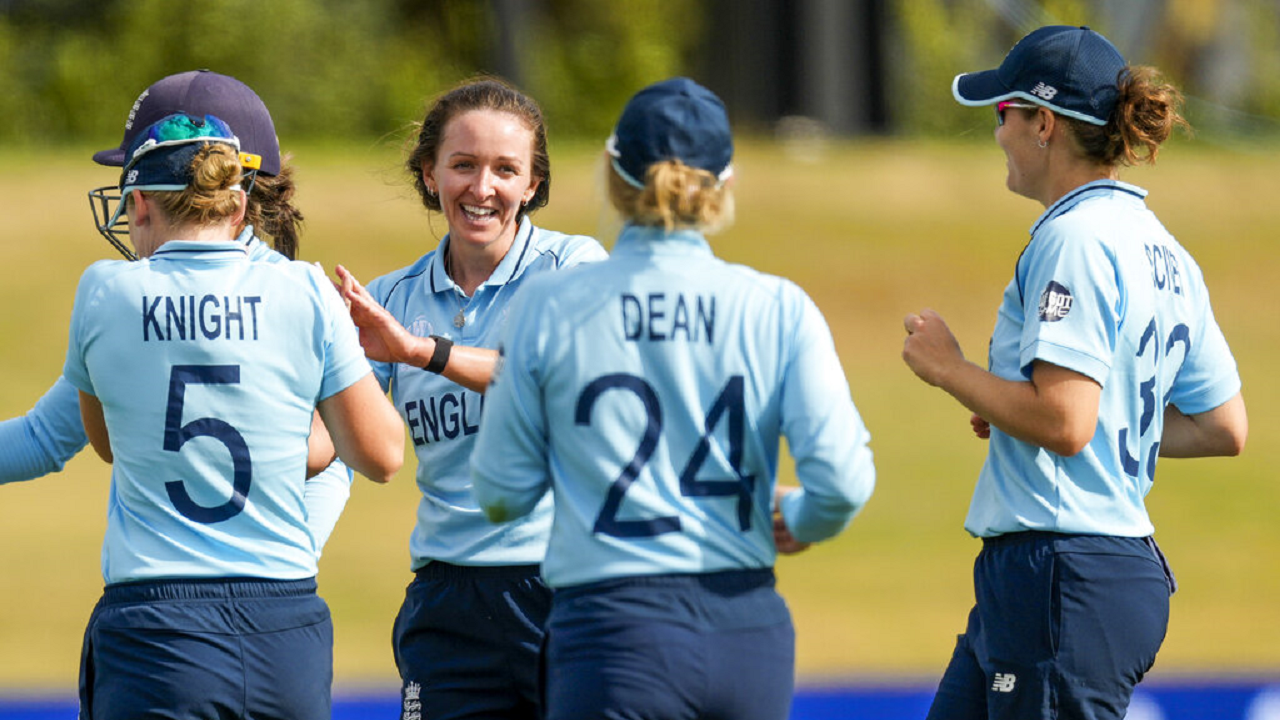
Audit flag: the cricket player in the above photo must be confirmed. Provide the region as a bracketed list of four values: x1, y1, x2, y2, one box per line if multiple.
[335, 78, 607, 720]
[471, 77, 876, 720]
[2, 70, 356, 555]
[902, 25, 1248, 720]
[63, 112, 402, 720]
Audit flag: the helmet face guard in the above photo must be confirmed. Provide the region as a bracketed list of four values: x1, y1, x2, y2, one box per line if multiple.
[87, 165, 258, 261]
[88, 184, 136, 261]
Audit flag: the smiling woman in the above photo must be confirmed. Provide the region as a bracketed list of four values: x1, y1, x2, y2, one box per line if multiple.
[422, 110, 542, 292]
[333, 77, 607, 720]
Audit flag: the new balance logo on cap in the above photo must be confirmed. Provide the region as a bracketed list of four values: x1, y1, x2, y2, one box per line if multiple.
[1031, 82, 1059, 100]
[992, 673, 1017, 693]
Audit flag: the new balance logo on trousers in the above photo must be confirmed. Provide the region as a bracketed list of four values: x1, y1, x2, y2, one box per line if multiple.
[991, 673, 1017, 693]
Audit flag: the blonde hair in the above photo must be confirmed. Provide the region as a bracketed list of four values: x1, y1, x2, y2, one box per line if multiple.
[606, 157, 734, 234]
[1064, 65, 1190, 167]
[146, 143, 244, 226]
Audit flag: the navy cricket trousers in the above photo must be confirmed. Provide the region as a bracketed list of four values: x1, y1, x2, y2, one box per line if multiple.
[927, 532, 1173, 720]
[544, 569, 796, 720]
[79, 576, 332, 720]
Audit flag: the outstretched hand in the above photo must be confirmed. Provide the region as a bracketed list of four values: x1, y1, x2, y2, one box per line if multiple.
[335, 264, 432, 366]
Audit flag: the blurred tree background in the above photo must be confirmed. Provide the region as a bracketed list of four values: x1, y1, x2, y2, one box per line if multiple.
[1, 0, 1277, 147]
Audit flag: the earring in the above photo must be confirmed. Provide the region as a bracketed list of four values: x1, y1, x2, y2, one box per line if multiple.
[427, 186, 437, 197]
[1037, 139, 1048, 149]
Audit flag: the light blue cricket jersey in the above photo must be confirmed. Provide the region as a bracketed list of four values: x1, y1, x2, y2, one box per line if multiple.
[0, 375, 87, 483]
[968, 180, 1241, 538]
[1, 227, 354, 554]
[471, 225, 876, 588]
[63, 239, 371, 583]
[366, 218, 606, 569]
[240, 229, 355, 554]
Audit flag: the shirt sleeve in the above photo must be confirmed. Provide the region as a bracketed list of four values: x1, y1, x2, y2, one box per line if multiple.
[470, 281, 553, 523]
[62, 263, 103, 398]
[313, 265, 374, 401]
[1018, 222, 1118, 384]
[0, 376, 89, 484]
[1167, 283, 1241, 415]
[562, 235, 609, 267]
[304, 459, 354, 557]
[776, 285, 875, 543]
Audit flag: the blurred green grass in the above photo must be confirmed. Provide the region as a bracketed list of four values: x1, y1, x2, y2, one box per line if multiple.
[0, 137, 1275, 693]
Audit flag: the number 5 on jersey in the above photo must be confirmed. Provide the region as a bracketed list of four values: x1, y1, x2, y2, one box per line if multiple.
[164, 365, 253, 524]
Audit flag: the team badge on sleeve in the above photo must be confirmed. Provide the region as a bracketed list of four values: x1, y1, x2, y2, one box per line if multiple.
[1037, 281, 1073, 322]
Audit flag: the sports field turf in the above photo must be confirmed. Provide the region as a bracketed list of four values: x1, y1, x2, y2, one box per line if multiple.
[0, 137, 1274, 693]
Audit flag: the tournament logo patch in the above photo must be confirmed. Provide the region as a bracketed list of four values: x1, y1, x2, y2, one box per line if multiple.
[408, 316, 434, 338]
[1038, 280, 1073, 322]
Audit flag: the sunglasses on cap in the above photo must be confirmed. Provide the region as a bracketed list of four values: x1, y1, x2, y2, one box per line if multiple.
[995, 100, 1040, 126]
[122, 114, 242, 174]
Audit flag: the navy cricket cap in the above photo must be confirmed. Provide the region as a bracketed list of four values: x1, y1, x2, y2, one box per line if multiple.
[606, 77, 733, 188]
[94, 69, 280, 176]
[953, 26, 1126, 126]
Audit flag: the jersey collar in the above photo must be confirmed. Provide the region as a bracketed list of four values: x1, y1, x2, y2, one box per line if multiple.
[1014, 179, 1148, 305]
[612, 223, 713, 256]
[1029, 179, 1147, 237]
[430, 217, 536, 294]
[149, 239, 251, 261]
